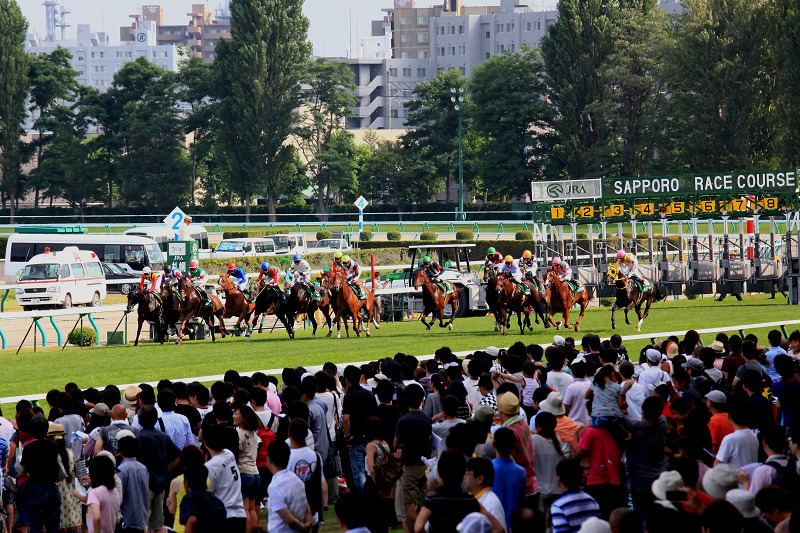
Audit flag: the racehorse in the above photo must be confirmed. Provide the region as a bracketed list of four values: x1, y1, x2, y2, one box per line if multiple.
[216, 274, 256, 334]
[325, 270, 379, 338]
[483, 265, 507, 332]
[492, 273, 535, 336]
[126, 286, 165, 346]
[284, 281, 323, 339]
[160, 281, 182, 338]
[607, 268, 665, 331]
[173, 277, 227, 344]
[248, 281, 293, 338]
[545, 268, 589, 330]
[522, 270, 550, 329]
[412, 268, 458, 330]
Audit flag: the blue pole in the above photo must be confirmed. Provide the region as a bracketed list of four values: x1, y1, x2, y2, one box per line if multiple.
[0, 289, 8, 312]
[0, 326, 5, 349]
[34, 318, 47, 347]
[50, 316, 62, 346]
[88, 313, 100, 345]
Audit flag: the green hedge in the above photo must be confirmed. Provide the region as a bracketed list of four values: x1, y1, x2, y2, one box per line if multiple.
[316, 230, 332, 240]
[456, 230, 474, 241]
[387, 230, 402, 241]
[420, 232, 438, 241]
[0, 236, 7, 258]
[67, 327, 98, 346]
[200, 248, 408, 276]
[515, 231, 533, 241]
[221, 230, 282, 239]
[359, 231, 373, 242]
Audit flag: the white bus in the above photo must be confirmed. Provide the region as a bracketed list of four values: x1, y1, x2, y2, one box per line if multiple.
[5, 234, 165, 283]
[122, 225, 210, 252]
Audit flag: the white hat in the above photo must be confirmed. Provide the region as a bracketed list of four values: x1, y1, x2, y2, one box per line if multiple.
[577, 517, 612, 533]
[726, 489, 759, 518]
[553, 335, 566, 346]
[485, 346, 500, 357]
[540, 391, 566, 416]
[457, 512, 492, 533]
[646, 349, 662, 363]
[116, 430, 135, 442]
[705, 390, 727, 404]
[647, 381, 667, 391]
[651, 471, 685, 501]
[702, 463, 739, 500]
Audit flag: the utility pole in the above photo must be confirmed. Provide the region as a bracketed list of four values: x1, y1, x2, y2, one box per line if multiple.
[450, 86, 465, 221]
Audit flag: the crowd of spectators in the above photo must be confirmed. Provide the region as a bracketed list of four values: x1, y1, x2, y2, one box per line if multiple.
[0, 328, 799, 533]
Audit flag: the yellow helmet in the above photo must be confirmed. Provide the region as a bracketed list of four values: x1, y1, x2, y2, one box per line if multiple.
[504, 255, 513, 263]
[342, 255, 351, 263]
[522, 250, 532, 259]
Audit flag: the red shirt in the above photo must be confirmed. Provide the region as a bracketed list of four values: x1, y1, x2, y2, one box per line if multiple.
[707, 412, 734, 448]
[505, 419, 539, 496]
[577, 427, 621, 486]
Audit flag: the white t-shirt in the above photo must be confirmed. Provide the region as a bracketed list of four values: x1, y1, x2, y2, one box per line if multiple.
[287, 446, 319, 484]
[624, 382, 647, 422]
[478, 489, 507, 532]
[237, 428, 260, 475]
[562, 379, 591, 425]
[315, 391, 338, 444]
[637, 365, 670, 391]
[546, 372, 574, 398]
[268, 469, 309, 533]
[716, 429, 759, 469]
[206, 449, 246, 519]
[255, 409, 280, 434]
[464, 377, 483, 409]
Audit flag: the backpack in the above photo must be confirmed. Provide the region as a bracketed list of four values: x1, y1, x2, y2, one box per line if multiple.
[256, 426, 276, 469]
[372, 441, 402, 496]
[765, 457, 800, 507]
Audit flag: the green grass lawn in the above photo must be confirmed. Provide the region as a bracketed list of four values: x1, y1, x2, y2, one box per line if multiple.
[1, 294, 797, 403]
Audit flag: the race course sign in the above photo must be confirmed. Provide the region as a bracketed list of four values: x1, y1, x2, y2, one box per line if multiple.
[606, 171, 798, 196]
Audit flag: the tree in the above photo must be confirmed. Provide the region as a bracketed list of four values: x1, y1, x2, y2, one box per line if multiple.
[177, 51, 213, 207]
[313, 130, 359, 206]
[773, 0, 799, 167]
[540, 0, 619, 179]
[402, 69, 467, 201]
[470, 48, 551, 197]
[28, 47, 79, 207]
[294, 58, 358, 218]
[359, 140, 437, 206]
[0, 0, 30, 221]
[213, 0, 312, 222]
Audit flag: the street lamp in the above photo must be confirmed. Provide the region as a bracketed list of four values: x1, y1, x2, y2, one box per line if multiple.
[451, 87, 465, 221]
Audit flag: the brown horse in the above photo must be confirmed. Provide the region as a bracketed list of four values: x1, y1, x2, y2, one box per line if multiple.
[326, 271, 379, 338]
[412, 269, 458, 330]
[216, 274, 256, 334]
[545, 268, 589, 330]
[492, 273, 535, 336]
[607, 271, 664, 331]
[483, 265, 506, 332]
[173, 277, 227, 344]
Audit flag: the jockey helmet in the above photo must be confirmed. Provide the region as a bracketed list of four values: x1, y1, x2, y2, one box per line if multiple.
[504, 255, 513, 264]
[342, 255, 351, 263]
[616, 250, 626, 259]
[293, 254, 302, 261]
[522, 250, 532, 259]
[322, 266, 330, 271]
[487, 247, 496, 255]
[172, 269, 182, 278]
[552, 257, 562, 266]
[261, 262, 270, 270]
[189, 260, 198, 269]
[227, 263, 236, 270]
[333, 251, 343, 258]
[142, 266, 151, 274]
[422, 256, 431, 264]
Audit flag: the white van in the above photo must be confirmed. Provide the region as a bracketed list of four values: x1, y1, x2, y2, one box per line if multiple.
[15, 247, 107, 311]
[212, 238, 276, 258]
[268, 234, 308, 256]
[122, 225, 210, 252]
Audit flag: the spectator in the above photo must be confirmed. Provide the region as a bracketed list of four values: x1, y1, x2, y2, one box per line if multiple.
[740, 425, 788, 494]
[363, 416, 398, 532]
[395, 383, 432, 533]
[740, 370, 775, 430]
[433, 396, 466, 456]
[531, 412, 564, 532]
[726, 489, 773, 533]
[624, 396, 668, 517]
[425, 374, 447, 418]
[463, 458, 506, 532]
[342, 365, 377, 496]
[156, 390, 196, 449]
[764, 329, 788, 382]
[300, 377, 330, 466]
[465, 359, 485, 409]
[563, 362, 591, 425]
[702, 463, 740, 500]
[545, 350, 574, 397]
[95, 404, 139, 457]
[540, 391, 580, 456]
[55, 391, 86, 460]
[287, 419, 325, 531]
[478, 375, 498, 412]
[722, 335, 746, 385]
[733, 341, 767, 387]
[203, 424, 247, 533]
[619, 361, 646, 422]
[232, 404, 262, 530]
[714, 399, 759, 469]
[496, 392, 538, 505]
[550, 459, 601, 533]
[771, 354, 800, 428]
[705, 391, 733, 455]
[574, 416, 625, 519]
[136, 405, 180, 533]
[266, 440, 312, 533]
[491, 427, 526, 527]
[116, 435, 150, 533]
[84, 455, 121, 533]
[173, 383, 202, 436]
[753, 486, 793, 530]
[51, 423, 82, 533]
[178, 464, 226, 533]
[187, 382, 212, 421]
[335, 492, 371, 533]
[638, 349, 671, 391]
[22, 414, 61, 533]
[367, 380, 400, 448]
[167, 446, 207, 533]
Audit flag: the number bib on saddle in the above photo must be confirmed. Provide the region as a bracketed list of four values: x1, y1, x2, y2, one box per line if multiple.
[436, 281, 455, 296]
[568, 280, 586, 294]
[513, 280, 531, 296]
[349, 283, 368, 300]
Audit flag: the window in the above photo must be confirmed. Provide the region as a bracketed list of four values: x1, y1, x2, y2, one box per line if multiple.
[458, 45, 465, 55]
[485, 31, 490, 38]
[437, 26, 445, 35]
[115, 51, 121, 58]
[99, 51, 104, 58]
[60, 265, 72, 279]
[496, 44, 505, 53]
[401, 16, 410, 24]
[447, 26, 455, 35]
[400, 33, 409, 43]
[391, 109, 399, 118]
[126, 51, 132, 57]
[418, 50, 429, 58]
[402, 67, 412, 76]
[152, 50, 157, 57]
[90, 51, 96, 58]
[77, 56, 84, 61]
[496, 23, 503, 33]
[418, 16, 428, 24]
[401, 51, 411, 58]
[78, 70, 84, 76]
[402, 89, 413, 97]
[255, 242, 275, 254]
[71, 263, 86, 278]
[524, 21, 532, 31]
[437, 47, 445, 56]
[388, 67, 398, 77]
[510, 44, 516, 52]
[86, 262, 103, 277]
[458, 24, 465, 34]
[460, 66, 466, 75]
[437, 68, 444, 74]
[417, 33, 428, 42]
[448, 46, 455, 56]
[417, 67, 426, 77]
[486, 52, 491, 59]
[534, 20, 542, 30]
[94, 66, 99, 72]
[506, 23, 514, 32]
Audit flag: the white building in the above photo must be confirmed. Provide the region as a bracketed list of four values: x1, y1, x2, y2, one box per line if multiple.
[26, 22, 180, 92]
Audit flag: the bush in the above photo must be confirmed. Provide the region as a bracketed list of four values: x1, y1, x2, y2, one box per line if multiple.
[515, 231, 533, 241]
[387, 230, 402, 241]
[67, 327, 98, 347]
[420, 232, 438, 241]
[456, 230, 474, 241]
[599, 297, 616, 307]
[316, 230, 332, 241]
[359, 231, 373, 242]
[222, 231, 249, 239]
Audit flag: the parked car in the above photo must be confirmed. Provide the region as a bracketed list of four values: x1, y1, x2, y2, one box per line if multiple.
[16, 247, 107, 311]
[211, 238, 276, 258]
[102, 262, 138, 294]
[312, 238, 352, 253]
[267, 233, 307, 256]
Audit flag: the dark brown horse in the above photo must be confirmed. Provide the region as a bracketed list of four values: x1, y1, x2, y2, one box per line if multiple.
[173, 277, 227, 344]
[126, 286, 165, 346]
[216, 274, 256, 334]
[326, 271, 379, 338]
[248, 281, 293, 338]
[284, 282, 323, 339]
[412, 269, 458, 330]
[483, 265, 506, 332]
[492, 273, 535, 336]
[545, 268, 589, 330]
[607, 271, 664, 331]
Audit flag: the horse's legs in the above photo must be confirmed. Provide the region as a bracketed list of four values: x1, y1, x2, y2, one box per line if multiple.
[134, 316, 144, 346]
[206, 314, 216, 342]
[309, 306, 318, 339]
[573, 299, 587, 331]
[437, 298, 446, 328]
[420, 307, 432, 330]
[636, 301, 651, 331]
[176, 317, 190, 345]
[448, 295, 456, 331]
[611, 303, 618, 329]
[562, 303, 572, 329]
[517, 309, 524, 335]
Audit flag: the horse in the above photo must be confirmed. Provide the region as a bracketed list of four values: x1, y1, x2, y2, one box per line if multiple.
[521, 269, 550, 329]
[545, 268, 589, 330]
[247, 281, 293, 338]
[160, 281, 183, 339]
[126, 286, 166, 346]
[172, 277, 227, 344]
[607, 268, 665, 331]
[412, 268, 458, 330]
[483, 265, 507, 332]
[284, 281, 323, 338]
[216, 274, 256, 334]
[326, 270, 379, 338]
[492, 273, 535, 336]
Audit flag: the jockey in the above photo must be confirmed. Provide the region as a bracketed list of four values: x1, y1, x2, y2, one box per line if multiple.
[421, 256, 444, 282]
[500, 255, 523, 281]
[186, 261, 206, 288]
[226, 262, 249, 293]
[552, 257, 572, 281]
[484, 247, 503, 269]
[162, 268, 182, 289]
[258, 261, 279, 285]
[519, 250, 537, 277]
[341, 255, 361, 284]
[619, 251, 642, 282]
[333, 251, 344, 271]
[290, 254, 311, 284]
[140, 266, 161, 293]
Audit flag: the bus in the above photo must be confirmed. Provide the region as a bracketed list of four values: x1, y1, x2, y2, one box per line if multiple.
[122, 225, 210, 252]
[5, 234, 165, 282]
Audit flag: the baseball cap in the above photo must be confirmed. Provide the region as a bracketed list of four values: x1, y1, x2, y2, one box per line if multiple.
[682, 358, 704, 371]
[705, 390, 727, 404]
[92, 403, 110, 417]
[553, 335, 565, 347]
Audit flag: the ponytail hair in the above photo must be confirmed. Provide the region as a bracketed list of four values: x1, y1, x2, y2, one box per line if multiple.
[593, 363, 616, 389]
[535, 411, 563, 457]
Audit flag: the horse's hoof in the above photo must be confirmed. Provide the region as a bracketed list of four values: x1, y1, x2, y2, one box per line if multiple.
[426, 325, 431, 330]
[366, 331, 370, 337]
[556, 323, 562, 330]
[448, 323, 453, 331]
[574, 324, 579, 331]
[311, 334, 315, 339]
[326, 332, 332, 338]
[612, 324, 616, 329]
[175, 340, 180, 345]
[625, 320, 631, 325]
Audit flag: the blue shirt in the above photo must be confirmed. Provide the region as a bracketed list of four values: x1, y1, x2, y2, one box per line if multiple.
[117, 458, 151, 529]
[492, 457, 526, 527]
[228, 267, 247, 282]
[159, 411, 197, 449]
[551, 490, 601, 533]
[765, 346, 787, 382]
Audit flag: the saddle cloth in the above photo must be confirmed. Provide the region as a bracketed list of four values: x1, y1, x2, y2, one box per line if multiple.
[349, 283, 367, 300]
[567, 279, 586, 294]
[512, 280, 531, 296]
[435, 280, 455, 295]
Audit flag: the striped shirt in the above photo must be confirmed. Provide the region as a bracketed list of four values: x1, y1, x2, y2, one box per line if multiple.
[0, 435, 7, 479]
[551, 490, 601, 533]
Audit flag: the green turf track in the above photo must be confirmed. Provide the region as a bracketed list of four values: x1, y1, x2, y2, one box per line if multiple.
[1, 294, 797, 401]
